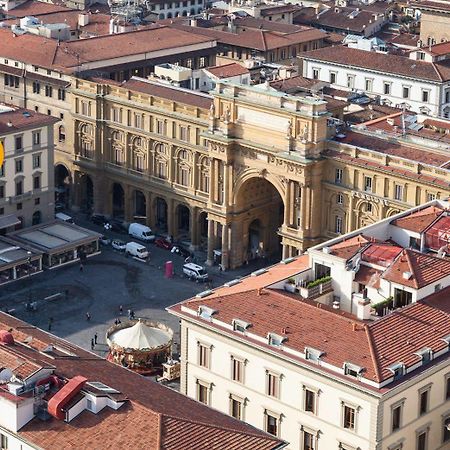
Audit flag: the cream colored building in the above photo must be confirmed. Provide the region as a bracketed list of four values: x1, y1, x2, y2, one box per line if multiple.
[0, 105, 58, 230]
[169, 200, 450, 450]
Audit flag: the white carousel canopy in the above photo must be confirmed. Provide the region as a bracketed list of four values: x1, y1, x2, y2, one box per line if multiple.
[110, 320, 171, 350]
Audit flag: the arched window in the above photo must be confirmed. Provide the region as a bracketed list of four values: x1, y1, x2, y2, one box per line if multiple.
[32, 211, 42, 225]
[199, 156, 210, 193]
[58, 125, 66, 142]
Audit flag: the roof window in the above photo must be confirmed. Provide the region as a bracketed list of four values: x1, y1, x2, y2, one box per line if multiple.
[198, 305, 217, 320]
[388, 363, 405, 381]
[415, 348, 432, 365]
[86, 382, 120, 394]
[304, 347, 323, 362]
[232, 319, 251, 333]
[268, 332, 286, 347]
[251, 268, 267, 277]
[343, 362, 364, 377]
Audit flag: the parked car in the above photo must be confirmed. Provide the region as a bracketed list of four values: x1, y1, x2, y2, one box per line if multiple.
[111, 219, 129, 234]
[125, 242, 149, 259]
[128, 223, 155, 242]
[111, 239, 127, 251]
[182, 263, 209, 282]
[155, 237, 173, 250]
[99, 235, 111, 246]
[91, 214, 109, 226]
[172, 244, 192, 258]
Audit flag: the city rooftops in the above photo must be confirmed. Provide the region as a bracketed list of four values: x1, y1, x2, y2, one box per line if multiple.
[0, 313, 286, 450]
[0, 105, 59, 134]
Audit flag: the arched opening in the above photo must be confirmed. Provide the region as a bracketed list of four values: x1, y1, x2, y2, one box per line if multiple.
[167, 12, 172, 18]
[176, 204, 190, 238]
[134, 190, 146, 219]
[55, 164, 71, 210]
[32, 211, 42, 225]
[58, 125, 66, 143]
[112, 183, 125, 218]
[199, 211, 208, 239]
[236, 177, 284, 262]
[155, 197, 168, 231]
[159, 13, 165, 19]
[78, 173, 93, 213]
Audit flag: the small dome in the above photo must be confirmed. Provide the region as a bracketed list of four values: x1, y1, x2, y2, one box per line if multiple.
[0, 330, 14, 345]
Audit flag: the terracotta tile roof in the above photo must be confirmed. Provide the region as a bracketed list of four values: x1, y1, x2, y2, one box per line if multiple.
[260, 4, 303, 16]
[382, 249, 450, 289]
[335, 130, 450, 168]
[0, 106, 60, 134]
[329, 234, 370, 260]
[172, 282, 450, 385]
[376, 32, 420, 48]
[2, 0, 70, 17]
[122, 77, 213, 110]
[362, 242, 403, 267]
[302, 45, 450, 82]
[0, 315, 284, 450]
[269, 75, 321, 92]
[391, 205, 444, 233]
[423, 118, 450, 131]
[206, 63, 249, 78]
[411, 0, 450, 12]
[354, 265, 381, 288]
[0, 346, 44, 380]
[234, 16, 308, 34]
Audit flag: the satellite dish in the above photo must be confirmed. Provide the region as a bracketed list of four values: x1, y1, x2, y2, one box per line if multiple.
[0, 368, 13, 383]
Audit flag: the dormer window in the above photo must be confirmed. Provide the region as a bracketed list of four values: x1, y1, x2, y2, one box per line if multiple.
[415, 348, 432, 365]
[198, 306, 217, 320]
[232, 319, 251, 333]
[344, 362, 364, 378]
[305, 347, 323, 362]
[268, 333, 286, 347]
[388, 363, 405, 381]
[442, 334, 450, 348]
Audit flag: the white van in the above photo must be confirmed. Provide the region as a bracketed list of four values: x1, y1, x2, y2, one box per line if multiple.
[183, 263, 208, 282]
[128, 223, 155, 242]
[55, 212, 74, 223]
[125, 242, 149, 259]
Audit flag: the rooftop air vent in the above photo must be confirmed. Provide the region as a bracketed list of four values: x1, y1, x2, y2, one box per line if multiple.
[304, 346, 324, 362]
[232, 319, 251, 332]
[280, 257, 295, 264]
[251, 268, 267, 277]
[224, 279, 241, 287]
[267, 332, 286, 347]
[198, 305, 217, 320]
[196, 290, 214, 298]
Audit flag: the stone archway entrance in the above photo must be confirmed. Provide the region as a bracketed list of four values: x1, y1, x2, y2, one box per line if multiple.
[234, 176, 284, 264]
[55, 164, 71, 209]
[155, 197, 168, 231]
[112, 183, 125, 218]
[134, 190, 146, 219]
[177, 204, 190, 239]
[78, 174, 93, 213]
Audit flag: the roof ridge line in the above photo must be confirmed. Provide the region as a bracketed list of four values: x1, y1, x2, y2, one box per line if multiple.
[421, 209, 446, 235]
[364, 325, 382, 382]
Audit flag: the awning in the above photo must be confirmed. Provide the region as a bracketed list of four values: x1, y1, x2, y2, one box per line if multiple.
[0, 215, 20, 230]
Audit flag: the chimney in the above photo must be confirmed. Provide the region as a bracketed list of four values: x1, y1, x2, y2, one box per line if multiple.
[257, 288, 262, 296]
[352, 322, 357, 332]
[78, 13, 89, 27]
[356, 299, 371, 320]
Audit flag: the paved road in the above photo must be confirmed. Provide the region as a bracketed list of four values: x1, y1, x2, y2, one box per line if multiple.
[0, 214, 271, 359]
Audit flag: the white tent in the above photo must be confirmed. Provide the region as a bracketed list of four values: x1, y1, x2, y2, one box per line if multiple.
[110, 320, 171, 350]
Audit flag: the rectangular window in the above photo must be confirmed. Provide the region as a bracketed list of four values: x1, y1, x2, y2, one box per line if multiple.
[32, 81, 40, 94]
[330, 71, 337, 84]
[427, 193, 436, 201]
[303, 430, 315, 450]
[364, 176, 372, 192]
[265, 412, 278, 436]
[392, 404, 402, 431]
[402, 86, 410, 99]
[198, 344, 210, 369]
[180, 126, 189, 142]
[45, 85, 53, 97]
[231, 357, 243, 383]
[15, 135, 23, 152]
[335, 168, 343, 184]
[58, 88, 66, 101]
[384, 82, 391, 95]
[0, 433, 7, 450]
[267, 373, 279, 398]
[33, 175, 41, 190]
[197, 382, 208, 405]
[422, 90, 429, 103]
[347, 75, 355, 89]
[394, 184, 403, 201]
[444, 416, 450, 443]
[337, 193, 343, 205]
[33, 131, 40, 146]
[0, 186, 4, 199]
[16, 180, 23, 196]
[15, 159, 23, 173]
[156, 120, 165, 135]
[365, 78, 373, 92]
[335, 215, 342, 234]
[304, 388, 316, 414]
[446, 375, 450, 400]
[134, 114, 142, 129]
[230, 397, 242, 420]
[16, 202, 22, 210]
[419, 389, 429, 415]
[312, 68, 319, 80]
[343, 405, 355, 430]
[417, 430, 427, 450]
[199, 57, 206, 68]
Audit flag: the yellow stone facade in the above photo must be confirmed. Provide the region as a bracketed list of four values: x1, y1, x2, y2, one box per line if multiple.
[62, 77, 450, 268]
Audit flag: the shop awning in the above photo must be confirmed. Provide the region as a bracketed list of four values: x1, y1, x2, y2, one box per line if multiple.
[0, 215, 20, 230]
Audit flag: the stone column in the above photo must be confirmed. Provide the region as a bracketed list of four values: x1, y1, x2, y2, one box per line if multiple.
[213, 159, 220, 204]
[223, 163, 230, 207]
[283, 180, 291, 227]
[289, 181, 296, 226]
[206, 218, 215, 266]
[209, 158, 216, 203]
[145, 192, 155, 228]
[190, 207, 200, 250]
[167, 199, 176, 238]
[300, 184, 306, 230]
[124, 185, 133, 222]
[282, 244, 289, 260]
[221, 223, 230, 269]
[348, 194, 355, 232]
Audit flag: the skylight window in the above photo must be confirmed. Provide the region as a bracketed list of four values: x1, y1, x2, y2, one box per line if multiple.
[415, 348, 432, 365]
[388, 363, 405, 380]
[304, 347, 323, 362]
[87, 382, 120, 394]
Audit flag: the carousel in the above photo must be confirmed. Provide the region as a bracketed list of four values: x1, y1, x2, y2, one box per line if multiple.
[106, 319, 173, 375]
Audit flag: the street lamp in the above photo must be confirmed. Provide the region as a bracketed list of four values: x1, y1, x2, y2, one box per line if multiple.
[26, 251, 32, 303]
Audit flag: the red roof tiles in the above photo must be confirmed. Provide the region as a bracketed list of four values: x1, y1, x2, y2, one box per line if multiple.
[0, 106, 60, 134]
[392, 205, 444, 233]
[206, 63, 249, 78]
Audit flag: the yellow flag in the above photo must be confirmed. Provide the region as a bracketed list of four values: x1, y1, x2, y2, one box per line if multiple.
[0, 141, 3, 168]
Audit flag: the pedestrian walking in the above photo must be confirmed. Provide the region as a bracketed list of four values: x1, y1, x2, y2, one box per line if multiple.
[91, 338, 95, 350]
[119, 304, 123, 314]
[127, 309, 131, 319]
[79, 263, 84, 272]
[86, 312, 91, 321]
[94, 332, 98, 344]
[131, 309, 135, 320]
[114, 318, 119, 326]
